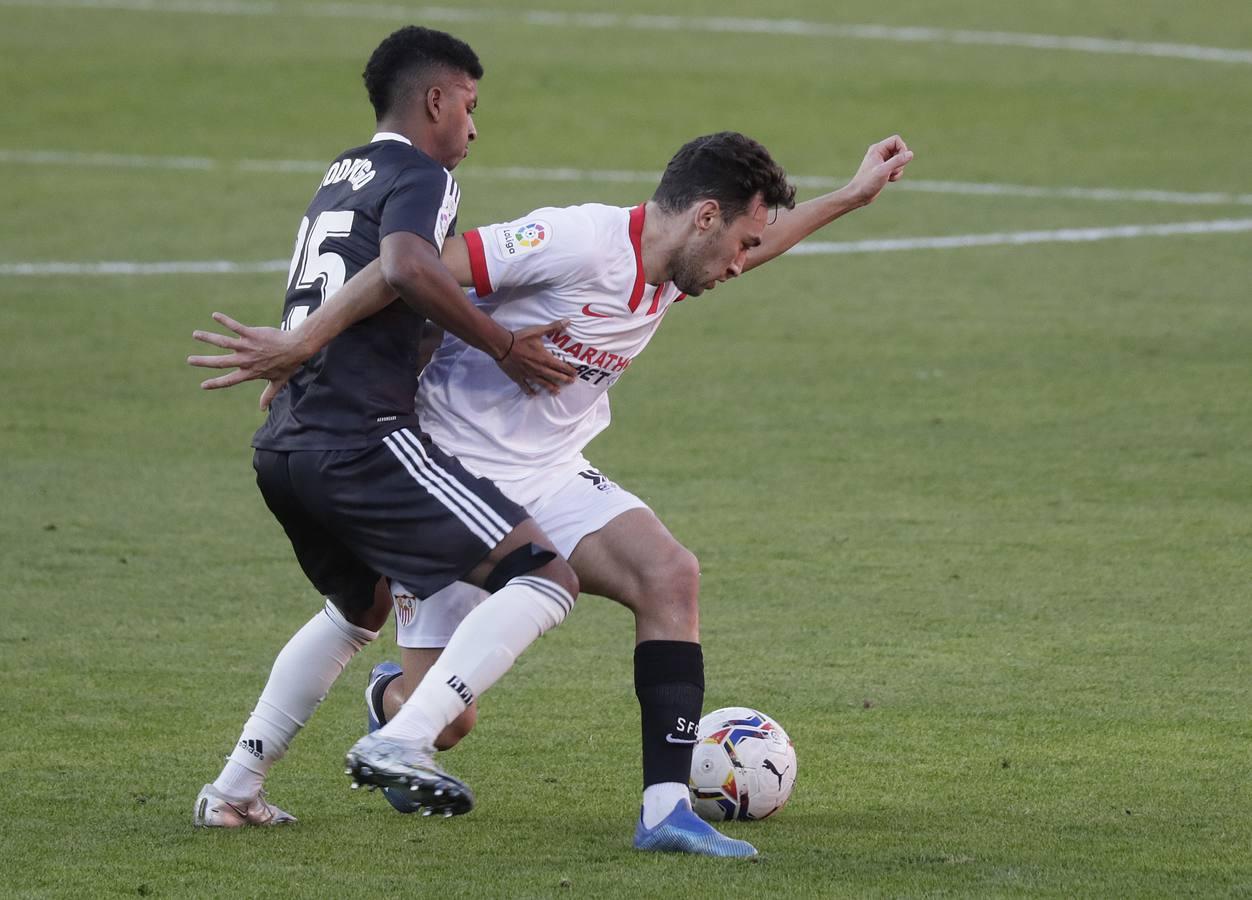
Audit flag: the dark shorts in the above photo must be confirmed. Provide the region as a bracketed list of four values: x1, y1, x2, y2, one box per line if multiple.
[253, 427, 528, 613]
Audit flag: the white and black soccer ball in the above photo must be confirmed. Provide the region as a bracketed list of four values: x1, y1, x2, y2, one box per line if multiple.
[689, 706, 797, 821]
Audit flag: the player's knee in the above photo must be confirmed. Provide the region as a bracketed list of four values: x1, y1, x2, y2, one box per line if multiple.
[653, 544, 700, 599]
[535, 555, 580, 602]
[332, 578, 392, 633]
[434, 705, 478, 751]
[484, 541, 578, 600]
[481, 542, 578, 633]
[637, 544, 700, 624]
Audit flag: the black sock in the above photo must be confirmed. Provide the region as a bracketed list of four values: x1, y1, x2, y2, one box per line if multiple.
[634, 640, 704, 788]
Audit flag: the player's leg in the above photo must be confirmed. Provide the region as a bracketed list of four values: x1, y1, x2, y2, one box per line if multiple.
[329, 429, 577, 811]
[383, 648, 477, 747]
[362, 579, 483, 814]
[377, 508, 705, 806]
[360, 516, 576, 753]
[499, 463, 753, 856]
[572, 507, 700, 642]
[567, 504, 754, 857]
[372, 578, 482, 749]
[195, 449, 386, 828]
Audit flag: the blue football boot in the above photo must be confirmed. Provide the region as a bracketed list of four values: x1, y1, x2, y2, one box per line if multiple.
[363, 661, 423, 814]
[633, 800, 758, 858]
[364, 661, 402, 733]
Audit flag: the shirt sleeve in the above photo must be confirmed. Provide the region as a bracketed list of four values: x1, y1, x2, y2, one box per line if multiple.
[462, 207, 597, 298]
[379, 165, 460, 253]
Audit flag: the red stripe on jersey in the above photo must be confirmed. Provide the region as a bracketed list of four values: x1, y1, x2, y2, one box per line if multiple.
[647, 283, 665, 315]
[627, 204, 646, 312]
[673, 292, 687, 303]
[463, 228, 493, 298]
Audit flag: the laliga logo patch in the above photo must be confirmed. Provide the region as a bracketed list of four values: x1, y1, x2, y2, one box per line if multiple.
[495, 220, 551, 257]
[515, 222, 546, 248]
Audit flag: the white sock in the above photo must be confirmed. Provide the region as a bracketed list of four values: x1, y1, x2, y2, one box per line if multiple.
[213, 600, 378, 801]
[382, 576, 573, 745]
[641, 782, 691, 829]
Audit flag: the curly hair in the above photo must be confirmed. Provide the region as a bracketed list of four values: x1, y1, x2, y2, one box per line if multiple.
[362, 26, 483, 120]
[652, 132, 796, 221]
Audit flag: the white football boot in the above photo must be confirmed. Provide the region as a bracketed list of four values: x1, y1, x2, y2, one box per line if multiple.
[344, 731, 474, 817]
[193, 784, 296, 828]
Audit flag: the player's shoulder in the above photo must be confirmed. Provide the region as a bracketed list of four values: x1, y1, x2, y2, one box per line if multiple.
[362, 140, 452, 188]
[514, 205, 611, 276]
[540, 202, 626, 232]
[513, 203, 626, 252]
[312, 140, 445, 202]
[376, 142, 451, 188]
[571, 202, 631, 224]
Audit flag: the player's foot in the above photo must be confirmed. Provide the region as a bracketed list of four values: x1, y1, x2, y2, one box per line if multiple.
[344, 731, 474, 817]
[365, 660, 403, 733]
[193, 784, 296, 828]
[362, 661, 424, 814]
[380, 783, 425, 815]
[632, 800, 757, 858]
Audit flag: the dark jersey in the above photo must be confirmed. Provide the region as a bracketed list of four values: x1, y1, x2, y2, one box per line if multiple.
[253, 135, 460, 451]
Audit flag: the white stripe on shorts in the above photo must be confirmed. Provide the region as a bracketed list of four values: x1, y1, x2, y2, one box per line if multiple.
[393, 429, 515, 537]
[381, 433, 505, 547]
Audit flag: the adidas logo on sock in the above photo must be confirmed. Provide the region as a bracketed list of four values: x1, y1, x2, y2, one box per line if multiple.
[239, 738, 265, 760]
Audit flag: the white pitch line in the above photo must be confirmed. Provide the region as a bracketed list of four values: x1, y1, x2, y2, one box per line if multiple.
[5, 219, 1249, 276]
[0, 149, 218, 170]
[3, 0, 1251, 65]
[881, 179, 1252, 208]
[4, 149, 1252, 209]
[0, 260, 289, 276]
[788, 218, 1252, 255]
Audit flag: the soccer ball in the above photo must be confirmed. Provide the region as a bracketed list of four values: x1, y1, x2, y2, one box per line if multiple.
[689, 707, 797, 821]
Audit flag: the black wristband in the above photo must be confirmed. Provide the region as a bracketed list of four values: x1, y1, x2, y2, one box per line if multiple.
[494, 332, 515, 362]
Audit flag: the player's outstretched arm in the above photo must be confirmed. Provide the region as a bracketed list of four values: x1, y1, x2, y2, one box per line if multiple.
[187, 262, 400, 408]
[743, 134, 914, 274]
[188, 237, 574, 406]
[382, 231, 510, 354]
[381, 233, 575, 395]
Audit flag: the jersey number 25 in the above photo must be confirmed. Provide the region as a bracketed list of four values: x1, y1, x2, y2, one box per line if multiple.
[283, 210, 355, 331]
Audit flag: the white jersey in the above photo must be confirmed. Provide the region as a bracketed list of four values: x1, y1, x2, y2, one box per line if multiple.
[418, 203, 686, 488]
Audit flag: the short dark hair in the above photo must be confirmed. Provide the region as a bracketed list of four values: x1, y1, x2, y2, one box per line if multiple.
[362, 26, 484, 120]
[652, 132, 796, 222]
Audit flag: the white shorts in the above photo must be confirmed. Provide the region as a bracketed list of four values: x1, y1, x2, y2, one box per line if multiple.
[392, 459, 647, 649]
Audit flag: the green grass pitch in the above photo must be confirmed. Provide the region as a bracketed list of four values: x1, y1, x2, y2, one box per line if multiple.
[1, 1, 1250, 896]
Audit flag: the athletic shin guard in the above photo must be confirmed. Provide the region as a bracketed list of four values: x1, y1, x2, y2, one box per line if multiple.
[635, 640, 705, 788]
[215, 601, 377, 799]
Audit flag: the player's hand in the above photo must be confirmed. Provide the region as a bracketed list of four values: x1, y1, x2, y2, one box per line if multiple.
[845, 135, 914, 207]
[496, 319, 577, 396]
[187, 311, 308, 410]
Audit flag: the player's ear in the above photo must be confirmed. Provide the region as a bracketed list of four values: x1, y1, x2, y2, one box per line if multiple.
[693, 199, 720, 233]
[425, 85, 443, 122]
